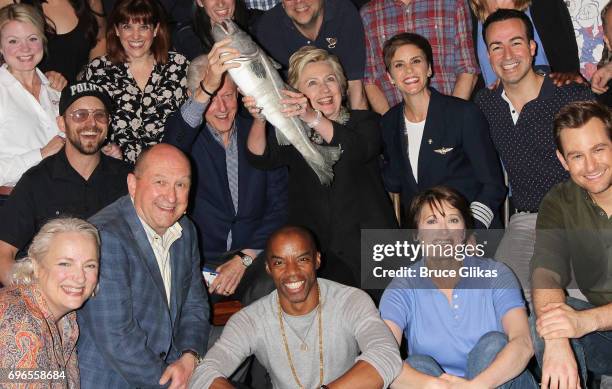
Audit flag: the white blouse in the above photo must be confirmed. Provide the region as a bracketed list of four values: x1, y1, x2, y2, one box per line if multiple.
[0, 65, 61, 186]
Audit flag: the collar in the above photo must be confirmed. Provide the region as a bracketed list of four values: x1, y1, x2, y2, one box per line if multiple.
[206, 121, 237, 148]
[51, 147, 108, 180]
[0, 64, 50, 87]
[131, 196, 183, 244]
[496, 72, 555, 101]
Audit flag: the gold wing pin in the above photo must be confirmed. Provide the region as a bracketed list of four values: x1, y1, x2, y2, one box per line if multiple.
[433, 147, 454, 155]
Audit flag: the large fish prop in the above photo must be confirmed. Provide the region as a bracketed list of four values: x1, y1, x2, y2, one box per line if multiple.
[211, 20, 342, 185]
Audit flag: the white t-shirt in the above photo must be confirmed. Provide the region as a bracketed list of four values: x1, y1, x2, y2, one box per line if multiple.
[403, 115, 426, 182]
[0, 65, 61, 186]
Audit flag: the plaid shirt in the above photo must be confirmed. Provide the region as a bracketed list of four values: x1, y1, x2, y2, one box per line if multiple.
[244, 0, 279, 11]
[361, 0, 479, 107]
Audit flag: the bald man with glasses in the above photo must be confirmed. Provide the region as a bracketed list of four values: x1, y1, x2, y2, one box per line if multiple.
[0, 81, 132, 286]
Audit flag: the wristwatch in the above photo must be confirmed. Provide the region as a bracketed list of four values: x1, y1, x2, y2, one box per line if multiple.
[181, 349, 202, 364]
[237, 251, 253, 267]
[320, 385, 330, 389]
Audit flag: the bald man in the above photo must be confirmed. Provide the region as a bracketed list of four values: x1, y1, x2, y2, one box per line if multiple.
[77, 144, 210, 389]
[190, 226, 402, 389]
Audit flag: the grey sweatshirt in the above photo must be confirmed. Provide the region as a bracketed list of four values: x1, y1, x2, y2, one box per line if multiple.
[189, 278, 402, 388]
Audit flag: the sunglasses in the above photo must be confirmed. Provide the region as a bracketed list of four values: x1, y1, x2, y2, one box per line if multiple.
[68, 109, 109, 124]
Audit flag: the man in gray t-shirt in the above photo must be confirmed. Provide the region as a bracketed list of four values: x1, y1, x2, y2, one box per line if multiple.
[189, 226, 402, 389]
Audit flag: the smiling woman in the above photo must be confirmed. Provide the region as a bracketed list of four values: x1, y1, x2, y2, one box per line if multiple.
[0, 217, 99, 387]
[246, 46, 397, 289]
[0, 4, 65, 193]
[83, 0, 188, 163]
[193, 0, 251, 54]
[381, 32, 506, 229]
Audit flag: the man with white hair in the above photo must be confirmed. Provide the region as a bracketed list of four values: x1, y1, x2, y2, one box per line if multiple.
[164, 40, 288, 305]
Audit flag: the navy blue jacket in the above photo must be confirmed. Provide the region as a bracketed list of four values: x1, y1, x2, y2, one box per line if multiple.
[164, 110, 288, 267]
[382, 89, 506, 228]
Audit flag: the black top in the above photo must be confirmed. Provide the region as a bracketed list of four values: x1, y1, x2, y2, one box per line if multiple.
[475, 77, 593, 212]
[39, 17, 93, 83]
[0, 148, 132, 250]
[597, 81, 612, 107]
[255, 0, 365, 80]
[247, 110, 397, 285]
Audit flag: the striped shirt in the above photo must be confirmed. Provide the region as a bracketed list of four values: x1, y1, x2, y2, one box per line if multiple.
[244, 0, 279, 10]
[140, 219, 183, 305]
[360, 0, 479, 107]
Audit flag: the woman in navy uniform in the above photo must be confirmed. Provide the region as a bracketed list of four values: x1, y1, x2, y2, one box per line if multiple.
[381, 32, 506, 228]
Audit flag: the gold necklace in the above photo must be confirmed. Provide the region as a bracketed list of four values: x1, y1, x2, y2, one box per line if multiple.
[277, 284, 323, 389]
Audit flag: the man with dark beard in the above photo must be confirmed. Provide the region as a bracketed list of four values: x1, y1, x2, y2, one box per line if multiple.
[0, 82, 132, 285]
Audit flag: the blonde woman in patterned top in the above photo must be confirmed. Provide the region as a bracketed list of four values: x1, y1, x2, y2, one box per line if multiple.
[0, 218, 99, 388]
[84, 0, 188, 163]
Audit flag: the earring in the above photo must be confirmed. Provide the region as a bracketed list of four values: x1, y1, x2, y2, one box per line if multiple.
[390, 80, 396, 85]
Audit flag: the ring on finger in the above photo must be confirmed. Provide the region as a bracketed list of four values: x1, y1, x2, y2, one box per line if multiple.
[295, 104, 302, 110]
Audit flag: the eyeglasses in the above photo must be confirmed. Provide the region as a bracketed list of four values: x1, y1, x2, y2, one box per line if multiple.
[68, 109, 109, 124]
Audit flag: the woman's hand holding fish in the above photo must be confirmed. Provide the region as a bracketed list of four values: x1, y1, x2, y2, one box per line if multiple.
[280, 89, 316, 122]
[242, 95, 266, 122]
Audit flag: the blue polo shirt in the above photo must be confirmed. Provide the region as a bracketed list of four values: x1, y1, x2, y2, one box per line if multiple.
[379, 257, 525, 377]
[255, 0, 365, 80]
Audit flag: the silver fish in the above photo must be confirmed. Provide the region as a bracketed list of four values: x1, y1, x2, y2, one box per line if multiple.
[211, 20, 342, 185]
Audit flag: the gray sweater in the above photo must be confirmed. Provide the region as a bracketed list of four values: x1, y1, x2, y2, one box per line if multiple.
[190, 278, 402, 388]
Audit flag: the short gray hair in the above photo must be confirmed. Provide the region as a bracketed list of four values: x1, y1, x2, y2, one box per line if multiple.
[186, 54, 210, 95]
[12, 218, 100, 285]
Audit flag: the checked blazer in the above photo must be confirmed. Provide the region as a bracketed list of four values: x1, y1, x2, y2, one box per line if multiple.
[77, 195, 210, 388]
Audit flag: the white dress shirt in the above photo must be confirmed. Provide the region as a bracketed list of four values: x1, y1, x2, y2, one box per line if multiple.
[139, 217, 183, 306]
[0, 65, 61, 186]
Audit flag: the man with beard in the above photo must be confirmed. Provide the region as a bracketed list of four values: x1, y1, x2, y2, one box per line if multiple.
[189, 225, 402, 389]
[0, 81, 132, 285]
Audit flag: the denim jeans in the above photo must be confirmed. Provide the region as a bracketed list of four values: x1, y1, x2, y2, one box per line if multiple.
[530, 297, 612, 384]
[407, 331, 538, 388]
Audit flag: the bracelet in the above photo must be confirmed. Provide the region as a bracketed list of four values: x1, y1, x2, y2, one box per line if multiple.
[199, 81, 216, 97]
[306, 109, 323, 128]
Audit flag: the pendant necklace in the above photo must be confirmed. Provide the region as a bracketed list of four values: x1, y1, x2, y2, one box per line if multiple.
[277, 284, 323, 389]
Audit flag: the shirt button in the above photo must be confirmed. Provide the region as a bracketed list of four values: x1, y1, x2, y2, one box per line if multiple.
[600, 211, 605, 217]
[453, 294, 458, 299]
[454, 304, 459, 309]
[454, 315, 459, 319]
[55, 211, 60, 215]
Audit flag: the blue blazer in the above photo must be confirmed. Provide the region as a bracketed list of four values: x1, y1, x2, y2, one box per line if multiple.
[163, 111, 288, 267]
[77, 195, 210, 388]
[382, 89, 506, 228]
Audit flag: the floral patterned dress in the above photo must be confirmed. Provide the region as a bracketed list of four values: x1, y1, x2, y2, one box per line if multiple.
[84, 52, 189, 163]
[0, 283, 80, 388]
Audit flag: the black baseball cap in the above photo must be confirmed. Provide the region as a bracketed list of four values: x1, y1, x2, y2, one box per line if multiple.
[59, 82, 113, 115]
